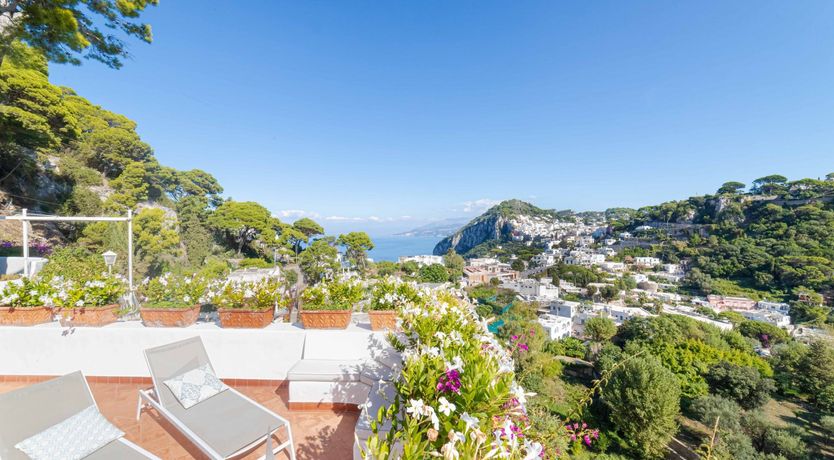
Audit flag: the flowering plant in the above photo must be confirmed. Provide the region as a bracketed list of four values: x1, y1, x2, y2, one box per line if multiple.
[208, 278, 283, 311]
[300, 277, 365, 311]
[369, 277, 422, 311]
[0, 278, 54, 307]
[140, 273, 208, 308]
[366, 289, 545, 459]
[50, 275, 125, 309]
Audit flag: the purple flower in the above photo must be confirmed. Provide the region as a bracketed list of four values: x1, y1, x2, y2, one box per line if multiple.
[583, 435, 592, 446]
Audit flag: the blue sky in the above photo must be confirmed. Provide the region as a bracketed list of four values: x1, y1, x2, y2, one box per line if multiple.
[49, 1, 834, 235]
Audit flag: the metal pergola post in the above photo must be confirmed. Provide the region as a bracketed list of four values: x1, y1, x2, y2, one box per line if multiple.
[0, 210, 135, 306]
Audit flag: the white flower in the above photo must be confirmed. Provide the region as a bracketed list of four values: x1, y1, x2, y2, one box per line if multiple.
[183, 295, 191, 303]
[446, 355, 464, 373]
[75, 299, 84, 307]
[405, 399, 425, 418]
[438, 396, 456, 416]
[461, 412, 479, 432]
[522, 440, 544, 460]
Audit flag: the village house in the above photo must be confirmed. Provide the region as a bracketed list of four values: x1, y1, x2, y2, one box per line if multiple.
[707, 295, 757, 311]
[398, 255, 443, 266]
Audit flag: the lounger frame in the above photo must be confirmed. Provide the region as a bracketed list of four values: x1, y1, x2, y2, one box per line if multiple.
[137, 338, 295, 460]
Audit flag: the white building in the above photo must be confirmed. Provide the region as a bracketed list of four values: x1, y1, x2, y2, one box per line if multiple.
[538, 314, 573, 340]
[634, 257, 661, 268]
[574, 304, 655, 336]
[548, 299, 581, 319]
[662, 305, 734, 331]
[757, 301, 790, 315]
[740, 310, 791, 328]
[398, 255, 443, 266]
[468, 257, 501, 267]
[601, 261, 626, 273]
[501, 278, 560, 301]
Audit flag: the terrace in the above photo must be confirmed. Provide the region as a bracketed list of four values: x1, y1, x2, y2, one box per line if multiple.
[0, 316, 386, 460]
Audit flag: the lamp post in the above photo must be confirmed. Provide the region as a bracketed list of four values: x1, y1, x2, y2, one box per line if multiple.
[102, 250, 117, 275]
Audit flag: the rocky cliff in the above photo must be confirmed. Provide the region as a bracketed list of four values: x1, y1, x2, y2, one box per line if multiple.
[432, 199, 556, 256]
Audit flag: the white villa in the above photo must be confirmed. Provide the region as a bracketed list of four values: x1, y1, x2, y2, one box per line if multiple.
[398, 254, 443, 266]
[538, 314, 572, 340]
[501, 278, 560, 301]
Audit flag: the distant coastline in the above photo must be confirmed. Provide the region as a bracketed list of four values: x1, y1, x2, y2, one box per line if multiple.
[367, 236, 440, 262]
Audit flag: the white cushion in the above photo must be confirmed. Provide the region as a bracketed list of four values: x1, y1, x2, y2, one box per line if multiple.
[15, 405, 124, 460]
[163, 364, 228, 409]
[287, 359, 364, 382]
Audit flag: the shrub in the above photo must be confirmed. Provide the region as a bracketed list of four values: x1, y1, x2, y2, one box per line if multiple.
[50, 275, 125, 308]
[300, 277, 364, 311]
[238, 258, 272, 269]
[39, 247, 106, 282]
[365, 290, 547, 458]
[369, 277, 421, 311]
[602, 355, 681, 459]
[418, 263, 449, 283]
[139, 273, 208, 308]
[0, 278, 53, 307]
[584, 316, 617, 342]
[208, 278, 283, 310]
[689, 394, 742, 432]
[706, 362, 775, 409]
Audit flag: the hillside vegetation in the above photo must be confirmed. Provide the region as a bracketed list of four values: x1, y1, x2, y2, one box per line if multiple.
[611, 176, 834, 317]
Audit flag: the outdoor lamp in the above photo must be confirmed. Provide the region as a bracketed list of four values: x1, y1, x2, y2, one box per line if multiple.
[102, 250, 117, 274]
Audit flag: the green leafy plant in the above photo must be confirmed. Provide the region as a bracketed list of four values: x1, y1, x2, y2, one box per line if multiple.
[49, 275, 125, 308]
[208, 278, 283, 311]
[139, 273, 208, 308]
[0, 277, 54, 307]
[300, 277, 365, 311]
[369, 277, 421, 311]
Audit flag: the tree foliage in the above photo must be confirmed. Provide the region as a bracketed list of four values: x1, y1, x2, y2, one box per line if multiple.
[602, 355, 681, 459]
[0, 0, 157, 68]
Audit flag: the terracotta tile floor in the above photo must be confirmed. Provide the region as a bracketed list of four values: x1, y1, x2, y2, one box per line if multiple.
[0, 380, 358, 460]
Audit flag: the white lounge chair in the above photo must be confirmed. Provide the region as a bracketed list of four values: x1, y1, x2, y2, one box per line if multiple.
[0, 371, 159, 460]
[137, 336, 295, 460]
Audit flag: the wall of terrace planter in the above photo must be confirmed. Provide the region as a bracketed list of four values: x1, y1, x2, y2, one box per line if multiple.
[58, 304, 120, 327]
[0, 306, 53, 326]
[218, 308, 274, 328]
[139, 305, 201, 327]
[368, 310, 398, 331]
[299, 310, 352, 329]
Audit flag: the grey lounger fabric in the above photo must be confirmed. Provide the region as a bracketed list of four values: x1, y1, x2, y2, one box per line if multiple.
[0, 371, 156, 460]
[143, 336, 293, 459]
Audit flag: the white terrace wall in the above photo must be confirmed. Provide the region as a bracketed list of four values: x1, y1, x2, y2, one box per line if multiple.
[0, 322, 385, 380]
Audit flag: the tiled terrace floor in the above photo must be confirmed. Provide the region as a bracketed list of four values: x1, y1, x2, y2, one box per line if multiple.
[0, 380, 358, 460]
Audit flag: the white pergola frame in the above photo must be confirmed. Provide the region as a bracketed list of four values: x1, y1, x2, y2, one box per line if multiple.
[0, 209, 134, 305]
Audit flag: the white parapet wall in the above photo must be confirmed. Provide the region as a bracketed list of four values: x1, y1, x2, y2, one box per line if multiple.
[0, 320, 385, 380]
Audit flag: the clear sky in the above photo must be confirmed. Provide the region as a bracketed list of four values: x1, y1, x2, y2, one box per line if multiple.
[49, 1, 834, 235]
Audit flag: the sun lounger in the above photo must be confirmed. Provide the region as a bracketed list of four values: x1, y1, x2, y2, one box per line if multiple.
[137, 337, 295, 460]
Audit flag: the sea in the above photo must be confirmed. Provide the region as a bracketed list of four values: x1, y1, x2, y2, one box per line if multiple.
[367, 236, 441, 262]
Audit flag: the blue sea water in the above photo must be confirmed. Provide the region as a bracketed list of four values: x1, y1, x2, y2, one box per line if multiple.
[367, 236, 441, 262]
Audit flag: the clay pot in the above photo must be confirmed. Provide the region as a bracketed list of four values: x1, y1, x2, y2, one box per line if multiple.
[140, 304, 201, 327]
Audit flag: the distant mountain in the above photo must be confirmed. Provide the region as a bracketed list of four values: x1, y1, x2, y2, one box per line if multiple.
[432, 199, 560, 256]
[396, 218, 470, 238]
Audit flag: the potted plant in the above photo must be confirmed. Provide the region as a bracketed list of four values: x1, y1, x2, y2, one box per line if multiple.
[53, 275, 125, 327]
[138, 273, 207, 327]
[210, 278, 281, 328]
[299, 277, 364, 329]
[367, 277, 421, 330]
[0, 278, 55, 326]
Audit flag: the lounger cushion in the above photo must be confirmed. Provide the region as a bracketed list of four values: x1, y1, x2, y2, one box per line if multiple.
[287, 359, 364, 382]
[163, 363, 228, 409]
[15, 405, 123, 460]
[166, 389, 284, 458]
[85, 439, 154, 460]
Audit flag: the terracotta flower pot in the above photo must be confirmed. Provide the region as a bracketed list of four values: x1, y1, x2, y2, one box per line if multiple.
[0, 306, 53, 326]
[300, 310, 352, 329]
[368, 310, 399, 331]
[59, 304, 120, 327]
[218, 308, 274, 329]
[140, 305, 201, 327]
